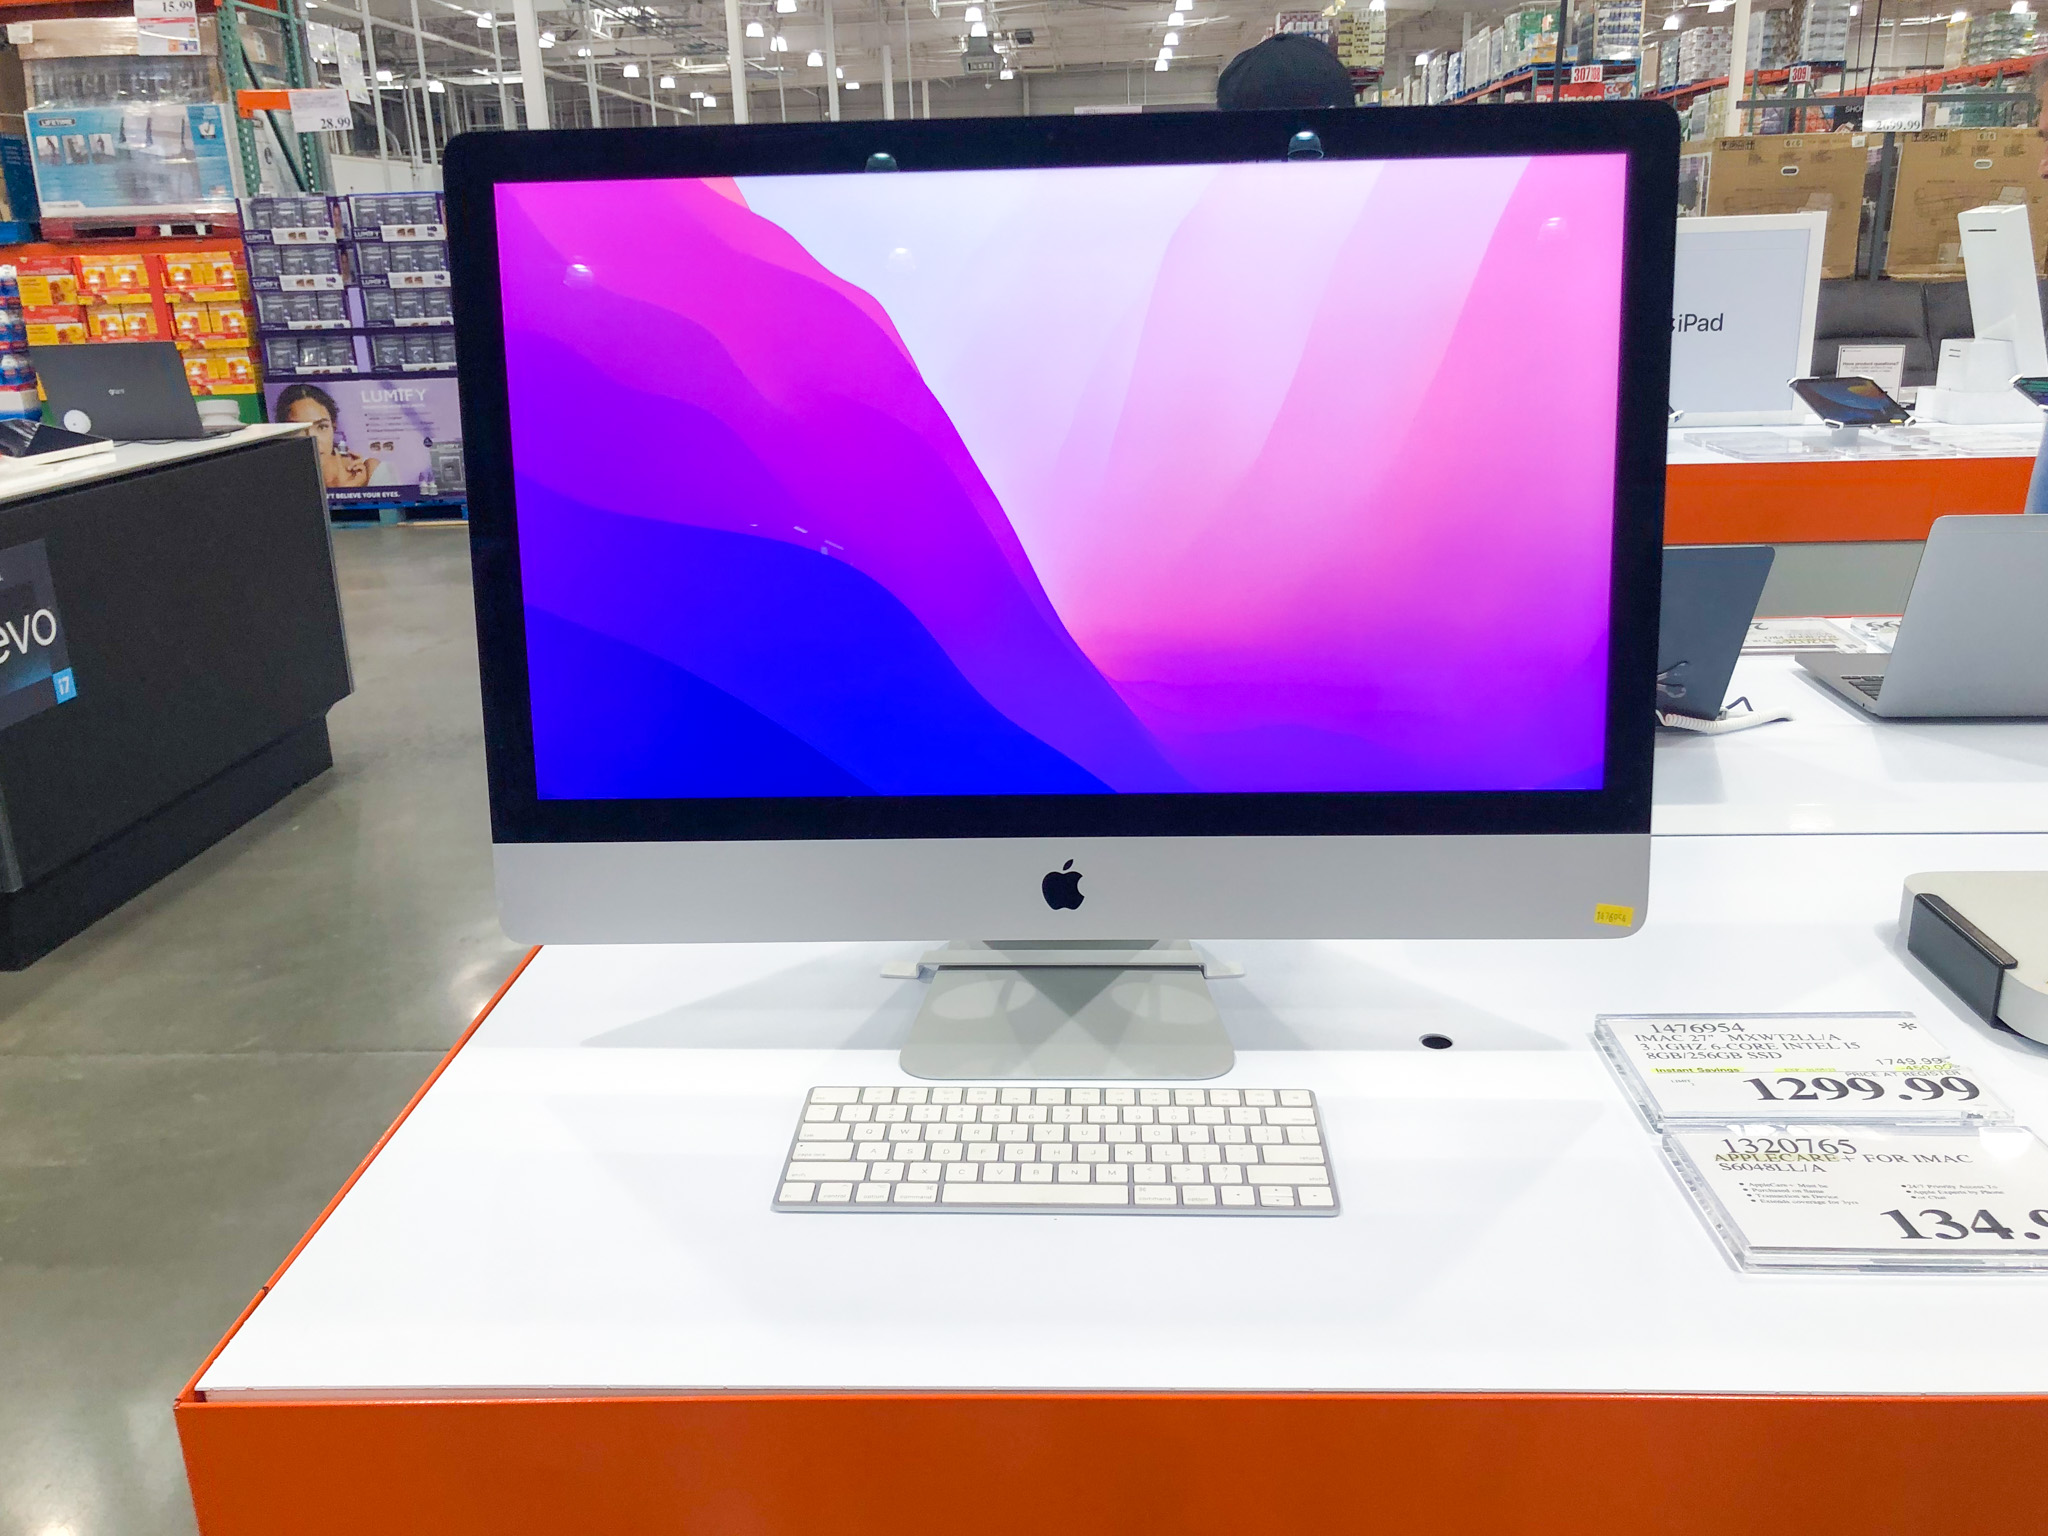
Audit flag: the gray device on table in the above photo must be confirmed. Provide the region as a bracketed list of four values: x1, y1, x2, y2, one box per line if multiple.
[27, 341, 229, 442]
[1797, 514, 2048, 718]
[1658, 544, 1775, 720]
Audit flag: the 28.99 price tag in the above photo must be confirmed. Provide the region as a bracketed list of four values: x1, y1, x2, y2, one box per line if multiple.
[1665, 1124, 2048, 1271]
[1595, 1013, 2009, 1129]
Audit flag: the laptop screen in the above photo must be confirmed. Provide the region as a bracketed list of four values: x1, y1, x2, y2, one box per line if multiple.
[494, 154, 1628, 801]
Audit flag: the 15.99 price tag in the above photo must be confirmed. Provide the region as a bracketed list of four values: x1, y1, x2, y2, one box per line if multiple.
[1596, 1013, 2009, 1129]
[1665, 1124, 2048, 1271]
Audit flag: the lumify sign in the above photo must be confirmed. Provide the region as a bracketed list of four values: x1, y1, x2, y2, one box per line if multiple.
[0, 538, 78, 731]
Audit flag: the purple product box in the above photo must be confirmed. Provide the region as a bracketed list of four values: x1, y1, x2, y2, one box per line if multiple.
[266, 372, 465, 506]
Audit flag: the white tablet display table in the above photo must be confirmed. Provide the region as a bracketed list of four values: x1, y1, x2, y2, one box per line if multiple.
[178, 818, 2048, 1533]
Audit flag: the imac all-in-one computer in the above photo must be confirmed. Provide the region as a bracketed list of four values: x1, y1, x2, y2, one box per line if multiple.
[447, 107, 1676, 1076]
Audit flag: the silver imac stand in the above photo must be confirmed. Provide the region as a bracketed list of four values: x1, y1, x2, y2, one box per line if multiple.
[887, 941, 1240, 1080]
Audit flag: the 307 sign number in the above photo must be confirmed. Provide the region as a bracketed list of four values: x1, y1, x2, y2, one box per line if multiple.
[1881, 1207, 2048, 1241]
[1746, 1074, 1978, 1104]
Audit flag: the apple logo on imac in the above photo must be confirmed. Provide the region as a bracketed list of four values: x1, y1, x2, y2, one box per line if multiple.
[1041, 860, 1084, 911]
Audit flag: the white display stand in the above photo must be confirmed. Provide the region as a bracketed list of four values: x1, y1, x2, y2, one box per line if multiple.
[1669, 212, 1826, 425]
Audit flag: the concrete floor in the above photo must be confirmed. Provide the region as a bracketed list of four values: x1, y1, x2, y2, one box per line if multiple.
[0, 525, 524, 1536]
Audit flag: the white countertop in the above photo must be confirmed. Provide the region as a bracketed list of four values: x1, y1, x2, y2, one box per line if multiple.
[1651, 655, 2048, 836]
[1668, 421, 2041, 467]
[0, 423, 307, 507]
[198, 831, 2048, 1402]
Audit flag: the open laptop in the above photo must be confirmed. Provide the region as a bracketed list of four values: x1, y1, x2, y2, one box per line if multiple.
[1658, 544, 1775, 720]
[28, 341, 233, 441]
[1798, 514, 2048, 718]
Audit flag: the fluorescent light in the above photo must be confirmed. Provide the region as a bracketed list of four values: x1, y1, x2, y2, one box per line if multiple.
[846, 77, 860, 87]
[376, 67, 394, 81]
[836, 64, 844, 76]
[476, 11, 493, 25]
[704, 93, 717, 105]
[1664, 11, 1680, 25]
[964, 4, 983, 18]
[1158, 45, 1173, 58]
[970, 19, 987, 34]
[999, 65, 1014, 77]
[771, 33, 789, 49]
[576, 45, 591, 56]
[745, 18, 765, 34]
[539, 28, 555, 44]
[623, 61, 640, 76]
[1164, 30, 1180, 45]
[1367, 0, 1383, 9]
[807, 48, 824, 63]
[427, 78, 446, 92]
[776, 0, 795, 10]
[660, 73, 675, 86]
[1154, 56, 1169, 69]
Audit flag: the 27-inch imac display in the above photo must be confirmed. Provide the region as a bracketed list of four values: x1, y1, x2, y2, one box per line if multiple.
[496, 155, 1626, 801]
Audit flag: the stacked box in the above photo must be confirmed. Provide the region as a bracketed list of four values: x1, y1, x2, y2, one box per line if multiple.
[1943, 16, 1969, 70]
[1660, 37, 1681, 87]
[1678, 23, 1731, 82]
[250, 191, 462, 515]
[10, 241, 254, 399]
[1273, 10, 1333, 45]
[1744, 8, 1792, 70]
[0, 267, 36, 419]
[1332, 8, 1386, 70]
[1446, 51, 1465, 97]
[1503, 8, 1559, 70]
[1796, 0, 1851, 64]
[1966, 12, 2031, 64]
[1597, 3, 1645, 61]
[1425, 51, 1447, 101]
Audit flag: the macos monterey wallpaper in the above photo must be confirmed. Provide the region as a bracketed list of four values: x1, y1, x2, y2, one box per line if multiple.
[496, 156, 1626, 801]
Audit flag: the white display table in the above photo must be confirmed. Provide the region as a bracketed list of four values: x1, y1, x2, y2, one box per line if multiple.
[1653, 656, 2048, 835]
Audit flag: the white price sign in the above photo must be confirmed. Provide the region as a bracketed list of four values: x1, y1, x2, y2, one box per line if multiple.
[1862, 94, 1924, 133]
[1596, 1013, 2008, 1128]
[1666, 1124, 2048, 1270]
[289, 87, 355, 135]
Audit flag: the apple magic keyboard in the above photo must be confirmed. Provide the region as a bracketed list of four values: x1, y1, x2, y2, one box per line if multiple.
[775, 1084, 1337, 1215]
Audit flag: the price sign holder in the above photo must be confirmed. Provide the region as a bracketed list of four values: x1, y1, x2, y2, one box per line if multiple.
[1664, 1123, 2048, 1272]
[1595, 1012, 2011, 1130]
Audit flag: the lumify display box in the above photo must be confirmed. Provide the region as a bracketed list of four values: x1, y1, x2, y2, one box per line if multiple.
[264, 373, 464, 508]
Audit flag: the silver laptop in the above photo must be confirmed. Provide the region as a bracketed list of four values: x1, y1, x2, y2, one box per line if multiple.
[1797, 514, 2048, 718]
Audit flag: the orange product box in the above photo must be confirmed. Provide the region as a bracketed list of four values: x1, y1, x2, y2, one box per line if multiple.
[16, 260, 79, 307]
[210, 302, 248, 339]
[26, 319, 88, 345]
[121, 306, 159, 341]
[171, 303, 205, 340]
[89, 305, 126, 341]
[222, 350, 253, 386]
[182, 354, 211, 392]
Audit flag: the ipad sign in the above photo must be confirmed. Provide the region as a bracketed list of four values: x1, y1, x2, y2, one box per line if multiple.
[0, 538, 78, 730]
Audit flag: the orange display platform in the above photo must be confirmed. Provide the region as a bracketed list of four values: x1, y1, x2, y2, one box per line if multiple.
[1665, 453, 2031, 544]
[173, 940, 2048, 1536]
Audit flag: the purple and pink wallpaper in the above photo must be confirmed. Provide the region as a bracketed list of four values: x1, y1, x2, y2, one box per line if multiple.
[497, 155, 1626, 800]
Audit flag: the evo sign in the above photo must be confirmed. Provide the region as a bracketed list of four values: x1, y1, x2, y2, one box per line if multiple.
[0, 538, 78, 731]
[1670, 212, 1826, 420]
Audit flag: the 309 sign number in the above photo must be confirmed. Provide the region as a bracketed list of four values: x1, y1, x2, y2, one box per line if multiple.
[1745, 1074, 1978, 1104]
[1882, 1207, 2048, 1241]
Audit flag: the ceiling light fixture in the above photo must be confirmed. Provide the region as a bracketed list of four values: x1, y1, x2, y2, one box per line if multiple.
[704, 93, 717, 105]
[777, 0, 796, 11]
[539, 28, 555, 43]
[1164, 30, 1180, 46]
[846, 77, 860, 87]
[623, 61, 641, 76]
[807, 47, 824, 63]
[427, 77, 446, 91]
[965, 4, 983, 18]
[970, 19, 988, 33]
[1663, 11, 1680, 25]
[376, 67, 394, 81]
[576, 45, 591, 56]
[476, 11, 493, 25]
[1000, 65, 1014, 77]
[745, 19, 765, 35]
[771, 33, 789, 49]
[660, 73, 675, 86]
[1951, 6, 1967, 19]
[1154, 55, 1169, 69]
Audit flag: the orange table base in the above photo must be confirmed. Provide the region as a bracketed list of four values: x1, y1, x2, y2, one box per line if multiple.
[1665, 456, 2030, 543]
[176, 1390, 2048, 1534]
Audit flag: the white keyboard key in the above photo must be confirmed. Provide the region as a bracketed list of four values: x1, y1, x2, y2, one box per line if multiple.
[960, 1124, 993, 1142]
[1189, 1145, 1221, 1164]
[1132, 1164, 1167, 1184]
[1114, 1144, 1146, 1163]
[1285, 1126, 1320, 1145]
[1057, 1163, 1092, 1184]
[856, 1183, 891, 1203]
[1280, 1090, 1313, 1107]
[792, 1143, 859, 1163]
[811, 1088, 859, 1104]
[838, 1104, 872, 1122]
[1208, 1165, 1243, 1184]
[1000, 1087, 1032, 1105]
[1123, 1106, 1155, 1124]
[944, 1105, 976, 1123]
[888, 1125, 922, 1142]
[1177, 1126, 1211, 1144]
[1052, 1105, 1083, 1124]
[1086, 1105, 1119, 1124]
[945, 1163, 979, 1182]
[1214, 1125, 1247, 1144]
[1078, 1144, 1110, 1163]
[931, 1143, 964, 1162]
[1019, 1163, 1055, 1184]
[894, 1183, 938, 1204]
[983, 1163, 1017, 1183]
[1258, 1186, 1296, 1207]
[1003, 1145, 1036, 1163]
[1224, 1146, 1259, 1164]
[1251, 1126, 1283, 1145]
[779, 1181, 816, 1202]
[932, 1086, 964, 1104]
[1158, 1106, 1190, 1125]
[1105, 1087, 1136, 1106]
[1174, 1089, 1205, 1106]
[1070, 1124, 1101, 1143]
[802, 1105, 839, 1123]
[875, 1104, 907, 1122]
[1097, 1164, 1129, 1183]
[1041, 1144, 1073, 1163]
[1248, 1165, 1330, 1186]
[1194, 1108, 1226, 1126]
[1105, 1125, 1138, 1144]
[1246, 1090, 1277, 1107]
[925, 1125, 958, 1144]
[1210, 1089, 1241, 1107]
[945, 1183, 1128, 1207]
[1032, 1125, 1064, 1143]
[966, 1086, 997, 1104]
[1140, 1088, 1170, 1106]
[967, 1143, 1001, 1163]
[908, 1163, 943, 1182]
[1299, 1187, 1335, 1208]
[1169, 1164, 1204, 1184]
[852, 1124, 886, 1142]
[996, 1125, 1029, 1143]
[1034, 1088, 1065, 1105]
[1221, 1185, 1256, 1207]
[856, 1144, 890, 1162]
[798, 1124, 850, 1142]
[1228, 1108, 1261, 1126]
[862, 1087, 894, 1105]
[818, 1182, 854, 1203]
[1262, 1145, 1326, 1164]
[911, 1104, 942, 1123]
[983, 1104, 1013, 1123]
[1134, 1184, 1178, 1206]
[1150, 1145, 1183, 1163]
[869, 1162, 903, 1182]
[1018, 1106, 1049, 1124]
[898, 1086, 929, 1104]
[1070, 1087, 1101, 1105]
[1140, 1126, 1172, 1144]
[1182, 1184, 1218, 1206]
[1264, 1108, 1316, 1126]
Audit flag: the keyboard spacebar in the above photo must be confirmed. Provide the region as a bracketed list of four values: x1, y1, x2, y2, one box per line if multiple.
[943, 1183, 1131, 1206]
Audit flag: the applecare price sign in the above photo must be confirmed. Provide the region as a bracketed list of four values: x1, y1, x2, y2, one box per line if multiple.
[1596, 1013, 2009, 1129]
[1665, 1124, 2048, 1271]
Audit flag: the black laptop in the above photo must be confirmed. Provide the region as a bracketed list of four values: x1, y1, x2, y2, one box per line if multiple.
[28, 341, 230, 441]
[1657, 545, 1775, 720]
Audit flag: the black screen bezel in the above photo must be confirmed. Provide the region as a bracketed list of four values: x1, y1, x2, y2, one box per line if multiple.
[448, 104, 1676, 846]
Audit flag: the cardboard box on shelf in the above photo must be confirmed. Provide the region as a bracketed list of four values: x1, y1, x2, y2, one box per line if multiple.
[1885, 128, 2048, 278]
[1696, 132, 1873, 276]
